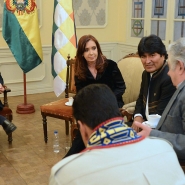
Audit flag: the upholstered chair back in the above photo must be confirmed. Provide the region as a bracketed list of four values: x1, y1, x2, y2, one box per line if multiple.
[118, 53, 144, 104]
[65, 58, 76, 97]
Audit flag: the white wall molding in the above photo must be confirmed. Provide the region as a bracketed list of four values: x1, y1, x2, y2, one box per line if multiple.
[0, 43, 138, 97]
[100, 42, 137, 62]
[0, 46, 53, 96]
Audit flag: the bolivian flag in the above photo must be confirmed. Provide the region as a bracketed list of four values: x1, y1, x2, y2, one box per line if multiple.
[51, 0, 77, 97]
[2, 0, 43, 73]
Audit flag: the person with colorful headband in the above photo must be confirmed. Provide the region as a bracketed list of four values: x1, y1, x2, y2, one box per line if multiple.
[49, 84, 185, 185]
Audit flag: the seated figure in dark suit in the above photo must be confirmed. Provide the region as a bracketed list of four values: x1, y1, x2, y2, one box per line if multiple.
[134, 37, 185, 164]
[131, 34, 176, 131]
[0, 73, 17, 135]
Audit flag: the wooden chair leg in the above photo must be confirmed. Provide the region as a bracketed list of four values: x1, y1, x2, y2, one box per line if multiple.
[5, 114, 13, 143]
[65, 121, 69, 135]
[8, 133, 12, 143]
[42, 114, 48, 143]
[71, 122, 78, 141]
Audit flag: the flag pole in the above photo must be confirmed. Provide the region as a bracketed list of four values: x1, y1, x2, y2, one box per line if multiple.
[16, 73, 35, 114]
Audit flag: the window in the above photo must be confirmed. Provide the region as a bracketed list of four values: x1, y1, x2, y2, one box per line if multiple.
[127, 0, 185, 45]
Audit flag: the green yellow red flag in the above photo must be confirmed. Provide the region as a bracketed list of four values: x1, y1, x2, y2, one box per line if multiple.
[2, 0, 43, 73]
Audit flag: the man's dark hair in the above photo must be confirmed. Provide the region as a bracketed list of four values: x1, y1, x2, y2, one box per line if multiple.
[72, 84, 121, 129]
[138, 34, 168, 60]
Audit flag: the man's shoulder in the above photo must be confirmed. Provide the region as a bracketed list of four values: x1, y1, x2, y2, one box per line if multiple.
[137, 137, 176, 157]
[51, 153, 83, 175]
[146, 136, 173, 147]
[153, 63, 169, 79]
[138, 136, 171, 146]
[176, 81, 185, 99]
[49, 153, 85, 184]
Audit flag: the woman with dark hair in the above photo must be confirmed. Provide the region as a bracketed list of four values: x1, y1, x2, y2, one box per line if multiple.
[65, 35, 126, 157]
[75, 34, 126, 108]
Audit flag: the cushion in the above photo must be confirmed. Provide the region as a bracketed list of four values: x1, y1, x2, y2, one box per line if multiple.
[122, 101, 136, 109]
[118, 56, 144, 104]
[40, 98, 73, 119]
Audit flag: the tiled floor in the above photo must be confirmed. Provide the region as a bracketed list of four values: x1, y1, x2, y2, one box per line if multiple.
[1, 92, 185, 185]
[0, 92, 70, 185]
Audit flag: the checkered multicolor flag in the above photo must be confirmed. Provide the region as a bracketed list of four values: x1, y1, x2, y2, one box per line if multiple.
[51, 0, 77, 96]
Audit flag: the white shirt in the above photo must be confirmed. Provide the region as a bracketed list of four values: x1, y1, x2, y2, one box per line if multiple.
[134, 73, 154, 120]
[49, 137, 185, 185]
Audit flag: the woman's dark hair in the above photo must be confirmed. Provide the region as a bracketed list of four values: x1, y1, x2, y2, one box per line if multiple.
[75, 35, 107, 80]
[138, 34, 168, 60]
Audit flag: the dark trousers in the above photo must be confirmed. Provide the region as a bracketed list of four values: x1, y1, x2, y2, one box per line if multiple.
[63, 130, 85, 158]
[0, 115, 6, 125]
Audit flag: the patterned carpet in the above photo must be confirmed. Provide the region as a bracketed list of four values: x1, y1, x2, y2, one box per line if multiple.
[0, 92, 71, 185]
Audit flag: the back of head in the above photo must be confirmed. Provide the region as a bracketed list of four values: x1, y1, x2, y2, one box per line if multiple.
[138, 34, 168, 59]
[168, 37, 185, 69]
[72, 84, 121, 129]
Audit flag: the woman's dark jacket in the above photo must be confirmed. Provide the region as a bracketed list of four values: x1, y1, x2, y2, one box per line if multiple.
[75, 59, 126, 108]
[0, 73, 4, 85]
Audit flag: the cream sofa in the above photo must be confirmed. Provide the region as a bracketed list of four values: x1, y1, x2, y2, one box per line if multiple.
[118, 53, 144, 121]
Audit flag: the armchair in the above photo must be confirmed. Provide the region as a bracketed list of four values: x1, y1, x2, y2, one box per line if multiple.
[118, 53, 144, 122]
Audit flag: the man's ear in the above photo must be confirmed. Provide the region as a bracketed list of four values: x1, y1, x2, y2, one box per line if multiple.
[77, 120, 87, 136]
[77, 120, 83, 130]
[178, 61, 185, 74]
[77, 120, 90, 146]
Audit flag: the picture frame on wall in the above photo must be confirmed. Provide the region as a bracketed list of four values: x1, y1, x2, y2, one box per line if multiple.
[73, 0, 107, 28]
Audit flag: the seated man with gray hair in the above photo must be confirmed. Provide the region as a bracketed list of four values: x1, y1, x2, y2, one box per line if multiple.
[49, 84, 185, 185]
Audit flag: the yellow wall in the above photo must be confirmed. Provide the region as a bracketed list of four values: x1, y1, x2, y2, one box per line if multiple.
[76, 0, 127, 42]
[0, 0, 128, 48]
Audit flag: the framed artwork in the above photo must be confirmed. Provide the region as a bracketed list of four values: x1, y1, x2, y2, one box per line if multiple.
[73, 0, 107, 28]
[0, 0, 42, 31]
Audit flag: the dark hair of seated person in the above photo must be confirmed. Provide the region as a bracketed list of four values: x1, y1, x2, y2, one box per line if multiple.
[64, 84, 121, 158]
[73, 84, 121, 129]
[138, 34, 168, 60]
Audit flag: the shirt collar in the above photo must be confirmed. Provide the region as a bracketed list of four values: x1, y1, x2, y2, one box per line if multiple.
[177, 81, 183, 89]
